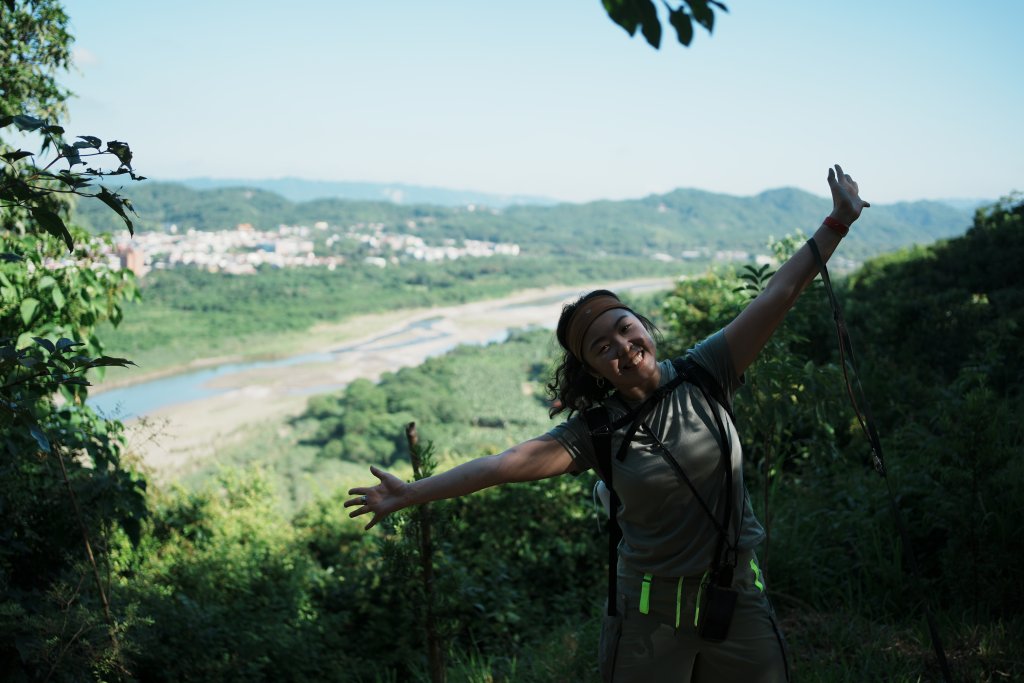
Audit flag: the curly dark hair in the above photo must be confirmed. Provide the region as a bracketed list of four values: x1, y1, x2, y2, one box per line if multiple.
[546, 289, 661, 418]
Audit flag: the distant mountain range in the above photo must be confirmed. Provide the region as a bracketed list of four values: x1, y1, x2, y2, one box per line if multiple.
[74, 179, 981, 262]
[174, 177, 996, 214]
[176, 177, 558, 208]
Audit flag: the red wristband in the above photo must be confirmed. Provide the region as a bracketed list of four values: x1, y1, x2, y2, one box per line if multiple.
[823, 215, 849, 237]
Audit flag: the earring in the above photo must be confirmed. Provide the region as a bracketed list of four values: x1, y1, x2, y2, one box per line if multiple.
[596, 377, 606, 389]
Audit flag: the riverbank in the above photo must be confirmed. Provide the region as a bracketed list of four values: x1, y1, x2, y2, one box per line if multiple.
[119, 277, 676, 479]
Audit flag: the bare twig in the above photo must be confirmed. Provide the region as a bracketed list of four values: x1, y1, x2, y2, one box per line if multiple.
[54, 442, 120, 659]
[405, 422, 445, 683]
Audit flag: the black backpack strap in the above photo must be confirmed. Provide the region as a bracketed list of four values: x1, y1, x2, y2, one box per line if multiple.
[674, 356, 736, 426]
[583, 405, 621, 616]
[585, 356, 735, 616]
[673, 356, 741, 582]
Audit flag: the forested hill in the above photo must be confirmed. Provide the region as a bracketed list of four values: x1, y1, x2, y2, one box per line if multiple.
[74, 181, 974, 260]
[177, 177, 557, 207]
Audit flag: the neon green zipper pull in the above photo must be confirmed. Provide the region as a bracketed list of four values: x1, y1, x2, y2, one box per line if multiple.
[639, 573, 653, 615]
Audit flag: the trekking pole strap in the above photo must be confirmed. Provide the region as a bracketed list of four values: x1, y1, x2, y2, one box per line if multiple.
[807, 238, 954, 683]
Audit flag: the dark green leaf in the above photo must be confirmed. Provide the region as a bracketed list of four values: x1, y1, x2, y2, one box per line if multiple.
[687, 0, 715, 31]
[86, 356, 136, 369]
[668, 7, 694, 45]
[56, 170, 93, 189]
[77, 135, 102, 148]
[94, 187, 135, 234]
[1, 176, 39, 202]
[55, 338, 81, 352]
[0, 115, 13, 128]
[0, 252, 23, 263]
[12, 115, 45, 131]
[638, 0, 661, 47]
[2, 150, 33, 163]
[105, 140, 133, 168]
[32, 337, 56, 353]
[44, 124, 65, 135]
[20, 298, 39, 326]
[61, 144, 83, 167]
[29, 206, 74, 251]
[604, 0, 638, 35]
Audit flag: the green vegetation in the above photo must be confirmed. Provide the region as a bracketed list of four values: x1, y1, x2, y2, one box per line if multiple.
[157, 201, 1020, 681]
[97, 255, 686, 375]
[302, 329, 557, 468]
[8, 196, 1022, 680]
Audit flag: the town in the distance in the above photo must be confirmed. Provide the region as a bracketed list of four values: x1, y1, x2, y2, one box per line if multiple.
[103, 216, 523, 278]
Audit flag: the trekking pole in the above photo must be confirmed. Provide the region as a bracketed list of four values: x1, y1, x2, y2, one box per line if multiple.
[807, 239, 954, 683]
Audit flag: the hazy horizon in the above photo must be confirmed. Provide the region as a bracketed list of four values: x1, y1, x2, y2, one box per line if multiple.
[153, 175, 999, 211]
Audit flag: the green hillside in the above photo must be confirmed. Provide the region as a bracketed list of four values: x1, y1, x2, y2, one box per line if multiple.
[74, 181, 973, 260]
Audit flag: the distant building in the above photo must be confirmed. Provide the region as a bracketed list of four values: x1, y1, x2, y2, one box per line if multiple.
[117, 243, 147, 277]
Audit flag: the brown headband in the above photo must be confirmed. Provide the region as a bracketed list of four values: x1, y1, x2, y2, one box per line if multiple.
[566, 295, 630, 361]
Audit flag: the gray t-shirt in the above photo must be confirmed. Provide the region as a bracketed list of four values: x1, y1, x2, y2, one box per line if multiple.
[548, 330, 765, 577]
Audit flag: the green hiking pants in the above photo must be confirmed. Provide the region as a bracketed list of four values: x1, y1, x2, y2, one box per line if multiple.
[599, 550, 789, 683]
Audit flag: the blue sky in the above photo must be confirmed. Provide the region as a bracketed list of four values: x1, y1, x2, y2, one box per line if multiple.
[60, 0, 1023, 204]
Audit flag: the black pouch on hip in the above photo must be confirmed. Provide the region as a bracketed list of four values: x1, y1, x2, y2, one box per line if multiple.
[697, 582, 738, 642]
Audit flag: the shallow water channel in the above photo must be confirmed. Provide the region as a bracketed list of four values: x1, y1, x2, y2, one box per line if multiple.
[88, 279, 672, 420]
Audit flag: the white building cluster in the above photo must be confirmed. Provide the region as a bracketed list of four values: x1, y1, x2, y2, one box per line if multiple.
[110, 219, 522, 277]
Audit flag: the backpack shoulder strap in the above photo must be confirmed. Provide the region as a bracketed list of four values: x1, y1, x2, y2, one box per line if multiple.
[583, 405, 613, 485]
[583, 357, 735, 617]
[674, 355, 736, 426]
[583, 404, 622, 616]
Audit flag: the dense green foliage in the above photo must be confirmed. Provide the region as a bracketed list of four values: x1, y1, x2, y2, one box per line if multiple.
[1, 3, 149, 680]
[97, 466, 604, 683]
[0, 226, 144, 682]
[302, 329, 557, 467]
[0, 0, 71, 122]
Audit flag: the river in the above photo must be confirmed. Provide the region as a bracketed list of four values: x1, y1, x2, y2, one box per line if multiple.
[88, 278, 676, 458]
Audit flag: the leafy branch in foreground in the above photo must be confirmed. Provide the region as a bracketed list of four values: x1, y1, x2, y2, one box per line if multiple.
[603, 0, 727, 49]
[1, 335, 134, 452]
[1, 114, 144, 252]
[1, 108, 145, 677]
